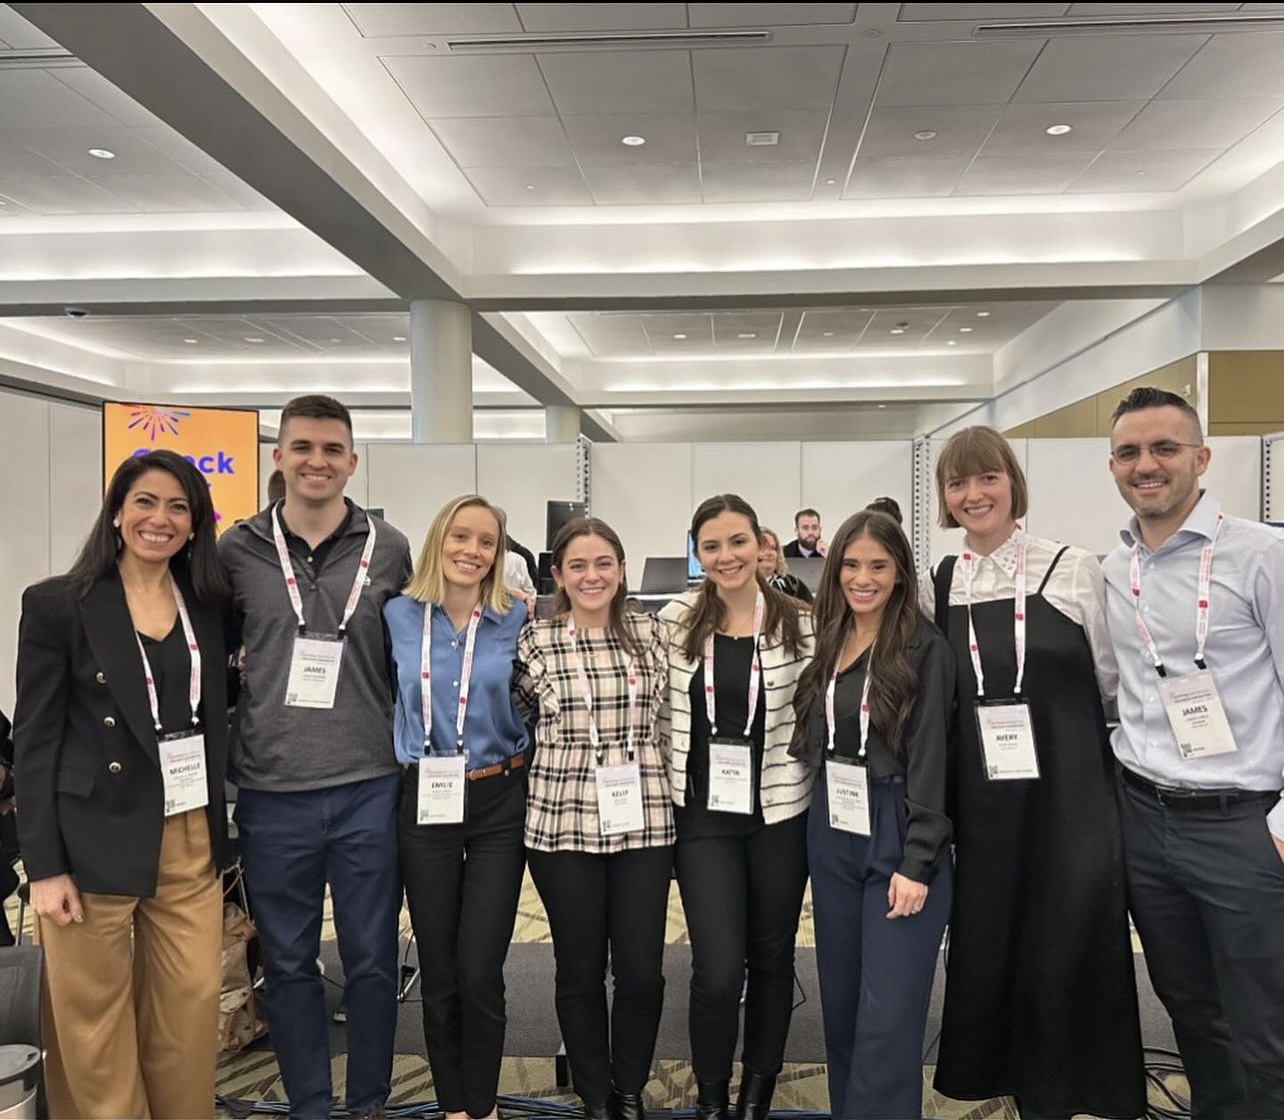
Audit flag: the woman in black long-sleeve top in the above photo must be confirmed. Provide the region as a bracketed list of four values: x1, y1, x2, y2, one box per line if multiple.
[14, 448, 229, 1120]
[790, 510, 955, 1120]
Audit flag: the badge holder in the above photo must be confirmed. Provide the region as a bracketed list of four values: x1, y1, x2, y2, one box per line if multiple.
[707, 737, 754, 815]
[1157, 670, 1239, 760]
[825, 757, 872, 836]
[595, 759, 645, 836]
[285, 631, 347, 710]
[158, 729, 209, 817]
[417, 754, 468, 825]
[974, 698, 1040, 781]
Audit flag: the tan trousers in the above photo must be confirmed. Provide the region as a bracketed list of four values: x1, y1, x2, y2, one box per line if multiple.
[37, 809, 223, 1120]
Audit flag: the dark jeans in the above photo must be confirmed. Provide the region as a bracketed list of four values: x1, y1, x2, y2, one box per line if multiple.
[1121, 779, 1284, 1120]
[527, 845, 674, 1107]
[674, 811, 809, 1081]
[399, 769, 527, 1118]
[808, 771, 952, 1120]
[235, 775, 401, 1120]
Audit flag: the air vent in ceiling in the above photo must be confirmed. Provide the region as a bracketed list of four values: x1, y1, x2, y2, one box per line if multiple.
[974, 13, 1284, 39]
[445, 30, 773, 52]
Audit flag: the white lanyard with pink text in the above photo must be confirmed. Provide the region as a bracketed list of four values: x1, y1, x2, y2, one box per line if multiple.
[136, 581, 208, 816]
[274, 502, 377, 709]
[416, 604, 482, 824]
[568, 617, 645, 836]
[1130, 513, 1237, 759]
[960, 534, 1040, 780]
[702, 591, 764, 814]
[823, 639, 873, 835]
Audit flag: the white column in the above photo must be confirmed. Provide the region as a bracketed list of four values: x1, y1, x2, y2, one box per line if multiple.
[545, 404, 581, 443]
[410, 298, 472, 443]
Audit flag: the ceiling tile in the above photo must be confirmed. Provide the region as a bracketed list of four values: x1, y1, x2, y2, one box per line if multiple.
[980, 101, 1144, 155]
[700, 160, 816, 202]
[710, 311, 785, 348]
[343, 4, 522, 36]
[465, 164, 592, 206]
[1068, 148, 1220, 192]
[430, 116, 575, 167]
[897, 4, 1070, 17]
[693, 46, 845, 112]
[85, 174, 244, 212]
[562, 113, 697, 165]
[0, 133, 62, 175]
[0, 71, 122, 129]
[515, 4, 688, 31]
[860, 105, 1004, 159]
[867, 308, 946, 341]
[794, 309, 876, 348]
[199, 172, 276, 210]
[1108, 99, 1281, 151]
[131, 127, 229, 176]
[0, 7, 59, 48]
[6, 126, 188, 176]
[842, 156, 971, 198]
[697, 110, 828, 164]
[50, 69, 159, 128]
[1159, 31, 1284, 99]
[569, 314, 653, 356]
[383, 55, 556, 118]
[1014, 35, 1207, 103]
[688, 4, 857, 26]
[539, 50, 694, 114]
[0, 174, 133, 214]
[582, 163, 702, 204]
[953, 152, 1096, 194]
[876, 41, 1044, 108]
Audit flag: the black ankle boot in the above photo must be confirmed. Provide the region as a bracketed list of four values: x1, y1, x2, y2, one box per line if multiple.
[609, 1088, 645, 1120]
[582, 1102, 610, 1120]
[695, 1078, 731, 1120]
[735, 1071, 777, 1120]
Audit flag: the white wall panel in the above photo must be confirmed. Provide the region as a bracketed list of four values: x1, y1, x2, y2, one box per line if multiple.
[591, 443, 694, 581]
[364, 443, 477, 548]
[801, 441, 914, 551]
[693, 442, 802, 543]
[477, 443, 578, 556]
[49, 403, 103, 573]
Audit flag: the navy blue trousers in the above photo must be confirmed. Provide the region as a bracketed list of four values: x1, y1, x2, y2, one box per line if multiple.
[236, 774, 401, 1120]
[808, 770, 952, 1120]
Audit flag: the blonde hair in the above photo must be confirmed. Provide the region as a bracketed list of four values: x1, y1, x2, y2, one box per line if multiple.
[935, 426, 1030, 529]
[759, 527, 789, 576]
[404, 494, 513, 613]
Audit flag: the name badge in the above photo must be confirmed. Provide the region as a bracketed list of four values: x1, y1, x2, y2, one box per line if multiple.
[1158, 670, 1239, 760]
[595, 761, 645, 837]
[826, 758, 871, 836]
[417, 755, 467, 824]
[976, 700, 1040, 780]
[159, 731, 208, 817]
[707, 737, 753, 815]
[285, 633, 345, 709]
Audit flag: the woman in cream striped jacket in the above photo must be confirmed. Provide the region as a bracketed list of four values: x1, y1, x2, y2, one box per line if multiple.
[657, 493, 815, 1120]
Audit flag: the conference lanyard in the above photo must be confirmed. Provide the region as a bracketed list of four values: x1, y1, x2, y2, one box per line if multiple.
[271, 502, 376, 633]
[1129, 513, 1224, 676]
[136, 580, 201, 732]
[959, 532, 1028, 697]
[568, 617, 638, 763]
[421, 604, 483, 756]
[703, 590, 765, 737]
[826, 638, 873, 760]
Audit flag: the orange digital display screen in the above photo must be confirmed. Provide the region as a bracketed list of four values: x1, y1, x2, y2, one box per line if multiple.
[103, 403, 260, 534]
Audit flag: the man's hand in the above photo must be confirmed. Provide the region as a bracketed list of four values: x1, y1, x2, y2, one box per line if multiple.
[1273, 833, 1284, 865]
[31, 874, 84, 927]
[817, 540, 829, 558]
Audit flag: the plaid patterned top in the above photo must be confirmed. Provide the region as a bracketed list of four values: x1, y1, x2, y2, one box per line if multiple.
[515, 611, 674, 854]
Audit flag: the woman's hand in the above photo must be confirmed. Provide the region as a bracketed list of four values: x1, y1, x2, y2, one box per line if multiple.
[32, 874, 83, 926]
[886, 872, 928, 919]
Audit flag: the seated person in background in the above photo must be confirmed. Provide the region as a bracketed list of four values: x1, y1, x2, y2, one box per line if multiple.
[783, 509, 827, 559]
[0, 709, 16, 948]
[757, 528, 813, 604]
[865, 496, 903, 524]
[493, 506, 537, 600]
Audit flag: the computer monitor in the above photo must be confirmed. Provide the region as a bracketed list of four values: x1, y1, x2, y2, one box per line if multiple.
[687, 535, 704, 582]
[640, 557, 690, 594]
[545, 500, 588, 550]
[789, 556, 825, 593]
[536, 551, 555, 595]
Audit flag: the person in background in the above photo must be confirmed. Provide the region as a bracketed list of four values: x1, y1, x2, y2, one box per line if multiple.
[782, 509, 827, 559]
[265, 469, 286, 508]
[791, 510, 954, 1120]
[0, 710, 15, 948]
[493, 506, 537, 600]
[508, 533, 540, 592]
[220, 394, 412, 1120]
[865, 497, 902, 524]
[386, 495, 529, 1120]
[658, 495, 815, 1120]
[14, 449, 230, 1119]
[1104, 387, 1284, 1119]
[756, 528, 813, 605]
[514, 517, 673, 1120]
[928, 426, 1144, 1120]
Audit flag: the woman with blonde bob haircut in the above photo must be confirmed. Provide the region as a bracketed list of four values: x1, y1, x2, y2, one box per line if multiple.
[756, 528, 812, 604]
[926, 428, 1144, 1119]
[385, 494, 530, 1120]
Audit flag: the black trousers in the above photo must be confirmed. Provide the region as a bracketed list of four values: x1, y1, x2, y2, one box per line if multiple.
[674, 811, 809, 1081]
[527, 845, 674, 1107]
[1121, 779, 1284, 1120]
[399, 769, 527, 1118]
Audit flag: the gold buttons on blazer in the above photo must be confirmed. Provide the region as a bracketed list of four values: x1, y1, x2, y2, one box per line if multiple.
[108, 761, 122, 774]
[95, 672, 106, 684]
[103, 716, 116, 728]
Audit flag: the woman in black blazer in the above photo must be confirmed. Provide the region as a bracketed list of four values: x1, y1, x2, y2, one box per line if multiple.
[14, 448, 230, 1120]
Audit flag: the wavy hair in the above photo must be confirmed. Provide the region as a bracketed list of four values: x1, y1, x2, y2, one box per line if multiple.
[404, 494, 512, 614]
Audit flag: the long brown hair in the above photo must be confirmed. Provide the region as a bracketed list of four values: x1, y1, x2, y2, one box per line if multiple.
[550, 516, 644, 658]
[793, 510, 921, 753]
[680, 494, 806, 663]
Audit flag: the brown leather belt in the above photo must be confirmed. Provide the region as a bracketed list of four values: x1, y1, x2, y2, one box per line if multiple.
[403, 753, 526, 782]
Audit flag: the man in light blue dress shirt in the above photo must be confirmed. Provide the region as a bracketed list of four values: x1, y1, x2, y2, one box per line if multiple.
[1103, 386, 1284, 1120]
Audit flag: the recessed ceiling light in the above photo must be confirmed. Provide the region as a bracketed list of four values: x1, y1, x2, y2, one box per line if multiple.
[889, 327, 906, 335]
[745, 131, 779, 147]
[244, 336, 265, 343]
[737, 332, 756, 339]
[822, 331, 835, 337]
[877, 403, 887, 409]
[328, 338, 342, 343]
[913, 130, 937, 141]
[524, 184, 536, 191]
[393, 335, 406, 342]
[87, 148, 116, 159]
[1045, 124, 1073, 136]
[824, 178, 837, 185]
[959, 326, 974, 333]
[673, 333, 687, 339]
[1135, 169, 1148, 177]
[621, 135, 646, 146]
[976, 311, 991, 317]
[182, 338, 198, 344]
[947, 340, 958, 346]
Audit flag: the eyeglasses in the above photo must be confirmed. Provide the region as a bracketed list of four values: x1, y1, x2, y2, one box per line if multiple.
[1110, 441, 1202, 464]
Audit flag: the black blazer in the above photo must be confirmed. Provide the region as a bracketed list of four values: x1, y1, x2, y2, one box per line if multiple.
[13, 568, 229, 897]
[782, 539, 820, 559]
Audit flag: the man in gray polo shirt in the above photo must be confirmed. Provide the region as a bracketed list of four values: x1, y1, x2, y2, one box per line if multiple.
[222, 395, 412, 1120]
